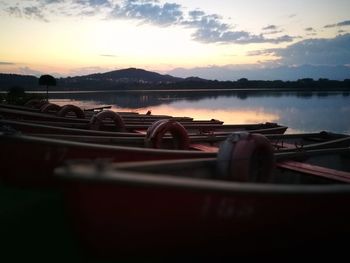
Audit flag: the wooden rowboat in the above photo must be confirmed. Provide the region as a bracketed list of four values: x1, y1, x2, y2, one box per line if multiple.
[1, 115, 346, 152]
[0, 105, 290, 136]
[54, 134, 350, 258]
[0, 102, 179, 120]
[0, 118, 288, 137]
[0, 119, 348, 186]
[0, 131, 215, 187]
[31, 131, 350, 153]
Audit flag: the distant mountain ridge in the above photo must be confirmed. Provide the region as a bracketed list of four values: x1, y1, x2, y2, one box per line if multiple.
[0, 68, 188, 90]
[69, 68, 184, 83]
[0, 67, 349, 91]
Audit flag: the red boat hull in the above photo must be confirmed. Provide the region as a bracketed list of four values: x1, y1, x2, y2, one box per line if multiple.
[0, 135, 214, 186]
[62, 179, 350, 257]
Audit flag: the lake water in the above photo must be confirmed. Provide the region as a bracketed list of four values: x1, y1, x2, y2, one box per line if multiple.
[48, 90, 350, 134]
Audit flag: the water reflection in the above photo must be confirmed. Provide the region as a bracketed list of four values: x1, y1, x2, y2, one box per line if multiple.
[49, 91, 350, 134]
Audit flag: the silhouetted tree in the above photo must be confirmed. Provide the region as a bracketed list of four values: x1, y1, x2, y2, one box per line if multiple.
[6, 86, 25, 105]
[39, 74, 56, 101]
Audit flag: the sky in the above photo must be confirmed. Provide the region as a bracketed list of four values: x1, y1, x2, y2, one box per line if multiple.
[0, 0, 350, 80]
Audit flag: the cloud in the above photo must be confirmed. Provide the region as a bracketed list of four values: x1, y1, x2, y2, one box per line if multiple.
[261, 25, 284, 35]
[76, 0, 111, 7]
[110, 0, 183, 26]
[2, 0, 296, 44]
[250, 33, 350, 66]
[168, 64, 350, 81]
[69, 66, 112, 76]
[305, 27, 315, 32]
[182, 10, 294, 44]
[23, 6, 49, 22]
[41, 0, 64, 4]
[262, 25, 277, 31]
[18, 66, 45, 76]
[304, 27, 317, 36]
[4, 0, 112, 21]
[108, 1, 296, 44]
[6, 5, 49, 22]
[6, 6, 22, 17]
[324, 20, 350, 28]
[100, 54, 118, 57]
[0, 61, 15, 65]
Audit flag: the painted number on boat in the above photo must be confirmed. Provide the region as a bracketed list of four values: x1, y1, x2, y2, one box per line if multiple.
[202, 196, 254, 220]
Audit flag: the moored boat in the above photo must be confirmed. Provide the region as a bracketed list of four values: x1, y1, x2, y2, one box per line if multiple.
[31, 130, 350, 150]
[0, 117, 288, 136]
[0, 131, 215, 187]
[0, 105, 288, 135]
[1, 124, 348, 187]
[54, 133, 350, 258]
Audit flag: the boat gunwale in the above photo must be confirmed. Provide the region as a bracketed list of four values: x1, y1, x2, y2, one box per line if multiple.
[55, 156, 350, 195]
[0, 132, 216, 156]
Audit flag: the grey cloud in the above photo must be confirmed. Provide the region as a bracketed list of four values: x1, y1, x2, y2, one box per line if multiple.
[262, 25, 277, 30]
[183, 11, 294, 44]
[193, 31, 295, 44]
[305, 27, 315, 31]
[324, 20, 350, 28]
[110, 0, 183, 26]
[109, 1, 294, 44]
[18, 66, 44, 76]
[263, 30, 283, 35]
[338, 20, 350, 26]
[261, 25, 283, 35]
[41, 0, 65, 4]
[75, 0, 111, 7]
[6, 5, 49, 22]
[100, 54, 118, 57]
[69, 66, 111, 76]
[0, 61, 15, 65]
[6, 6, 22, 17]
[192, 28, 294, 44]
[182, 13, 229, 32]
[305, 27, 317, 36]
[23, 6, 49, 22]
[188, 10, 205, 20]
[168, 64, 350, 81]
[79, 9, 98, 16]
[249, 33, 350, 66]
[3, 0, 296, 45]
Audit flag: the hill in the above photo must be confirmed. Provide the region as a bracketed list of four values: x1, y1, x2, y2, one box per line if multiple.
[0, 68, 185, 91]
[0, 67, 349, 91]
[0, 73, 38, 90]
[65, 68, 183, 84]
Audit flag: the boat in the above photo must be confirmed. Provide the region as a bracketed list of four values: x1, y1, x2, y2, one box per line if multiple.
[29, 130, 350, 153]
[0, 130, 215, 187]
[0, 117, 288, 137]
[0, 102, 179, 119]
[54, 132, 350, 258]
[1, 115, 347, 152]
[0, 103, 198, 122]
[0, 105, 288, 135]
[0, 119, 348, 186]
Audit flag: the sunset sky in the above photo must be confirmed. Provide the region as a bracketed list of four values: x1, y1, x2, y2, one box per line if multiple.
[0, 0, 349, 80]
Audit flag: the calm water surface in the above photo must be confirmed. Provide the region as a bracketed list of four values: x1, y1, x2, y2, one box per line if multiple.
[49, 90, 350, 134]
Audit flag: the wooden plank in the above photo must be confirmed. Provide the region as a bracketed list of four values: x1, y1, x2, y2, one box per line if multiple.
[277, 160, 350, 183]
[189, 143, 218, 153]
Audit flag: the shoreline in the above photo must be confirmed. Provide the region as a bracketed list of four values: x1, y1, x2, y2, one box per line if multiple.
[1, 88, 350, 94]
